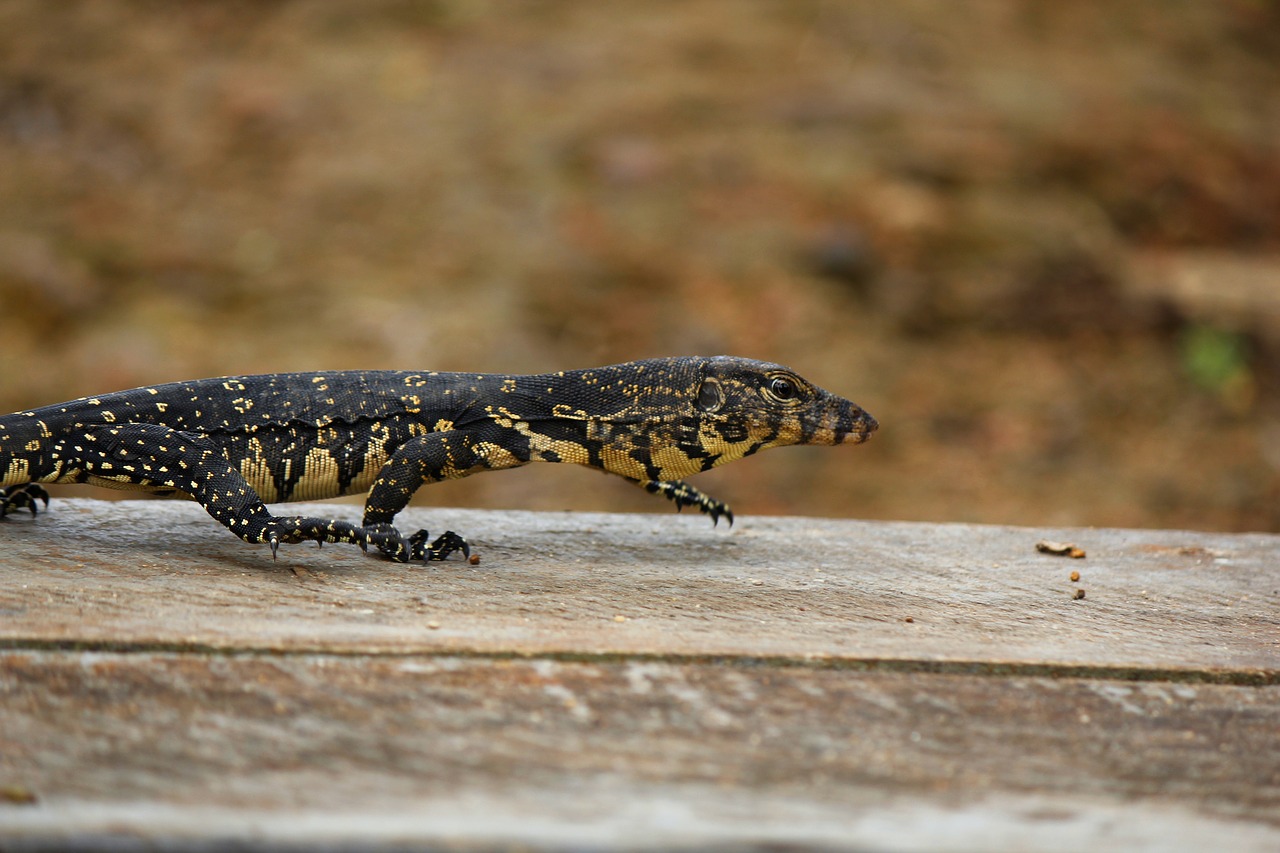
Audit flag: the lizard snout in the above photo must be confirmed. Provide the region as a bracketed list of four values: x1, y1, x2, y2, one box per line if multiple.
[801, 394, 877, 446]
[827, 399, 878, 446]
[856, 409, 879, 439]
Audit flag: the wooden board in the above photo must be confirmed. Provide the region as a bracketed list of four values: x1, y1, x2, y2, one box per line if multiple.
[1, 499, 1278, 849]
[0, 500, 1275, 674]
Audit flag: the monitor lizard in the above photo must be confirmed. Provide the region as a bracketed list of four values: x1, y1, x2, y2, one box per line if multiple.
[0, 356, 878, 562]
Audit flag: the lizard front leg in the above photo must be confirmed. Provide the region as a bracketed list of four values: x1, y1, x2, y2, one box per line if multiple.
[80, 423, 410, 559]
[363, 428, 528, 561]
[641, 479, 734, 526]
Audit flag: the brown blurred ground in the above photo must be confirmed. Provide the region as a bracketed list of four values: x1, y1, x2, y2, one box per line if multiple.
[1, 1, 1278, 531]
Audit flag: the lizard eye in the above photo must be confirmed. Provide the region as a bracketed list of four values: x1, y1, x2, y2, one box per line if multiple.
[766, 375, 800, 403]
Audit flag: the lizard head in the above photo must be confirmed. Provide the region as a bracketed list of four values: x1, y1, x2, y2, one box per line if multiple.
[693, 356, 878, 462]
[537, 355, 876, 484]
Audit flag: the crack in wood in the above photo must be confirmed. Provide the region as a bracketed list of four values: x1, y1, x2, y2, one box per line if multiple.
[1, 639, 1275, 686]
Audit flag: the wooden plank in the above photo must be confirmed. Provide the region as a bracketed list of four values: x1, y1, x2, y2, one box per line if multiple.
[2, 652, 1278, 850]
[1, 499, 1278, 849]
[0, 500, 1276, 674]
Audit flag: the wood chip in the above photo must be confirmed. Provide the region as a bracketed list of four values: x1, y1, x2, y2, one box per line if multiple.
[1074, 589, 1087, 600]
[1070, 570, 1080, 582]
[1037, 540, 1086, 559]
[0, 786, 37, 805]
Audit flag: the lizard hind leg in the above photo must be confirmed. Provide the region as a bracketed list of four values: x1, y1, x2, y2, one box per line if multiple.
[79, 422, 413, 561]
[0, 483, 51, 518]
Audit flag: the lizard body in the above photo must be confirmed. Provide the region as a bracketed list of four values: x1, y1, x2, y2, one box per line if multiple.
[0, 356, 877, 562]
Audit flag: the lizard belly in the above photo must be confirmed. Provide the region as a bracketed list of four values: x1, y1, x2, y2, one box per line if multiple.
[85, 475, 180, 494]
[230, 428, 398, 504]
[236, 444, 389, 503]
[3, 457, 31, 486]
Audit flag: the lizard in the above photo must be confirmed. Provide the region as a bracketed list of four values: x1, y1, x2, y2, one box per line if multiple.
[0, 355, 877, 562]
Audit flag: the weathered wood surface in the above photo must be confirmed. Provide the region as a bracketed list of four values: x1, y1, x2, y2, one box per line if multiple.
[1, 499, 1278, 850]
[1, 500, 1275, 673]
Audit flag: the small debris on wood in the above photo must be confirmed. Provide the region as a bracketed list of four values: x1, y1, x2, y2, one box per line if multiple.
[904, 616, 914, 623]
[1070, 570, 1081, 582]
[469, 554, 481, 566]
[1037, 540, 1086, 559]
[0, 785, 37, 805]
[427, 621, 441, 630]
[1074, 589, 1087, 600]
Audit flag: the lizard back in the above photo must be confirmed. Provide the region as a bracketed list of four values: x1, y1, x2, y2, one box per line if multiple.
[0, 371, 484, 498]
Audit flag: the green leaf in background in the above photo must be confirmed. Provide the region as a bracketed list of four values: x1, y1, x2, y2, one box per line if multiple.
[1180, 324, 1252, 402]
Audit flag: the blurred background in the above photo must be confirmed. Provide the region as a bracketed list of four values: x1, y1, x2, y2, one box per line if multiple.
[2, 1, 1278, 532]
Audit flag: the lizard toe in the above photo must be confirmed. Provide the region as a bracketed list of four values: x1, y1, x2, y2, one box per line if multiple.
[408, 528, 470, 562]
[362, 522, 412, 563]
[0, 483, 51, 518]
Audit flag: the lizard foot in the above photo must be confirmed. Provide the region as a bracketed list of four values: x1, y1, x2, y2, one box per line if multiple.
[0, 483, 50, 518]
[407, 529, 470, 562]
[262, 518, 469, 564]
[645, 480, 734, 527]
[359, 522, 415, 563]
[358, 524, 468, 563]
[262, 516, 393, 560]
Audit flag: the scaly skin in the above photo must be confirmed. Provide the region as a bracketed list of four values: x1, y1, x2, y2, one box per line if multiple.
[0, 356, 877, 562]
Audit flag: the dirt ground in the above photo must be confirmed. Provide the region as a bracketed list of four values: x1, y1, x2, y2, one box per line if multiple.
[1, 1, 1278, 532]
